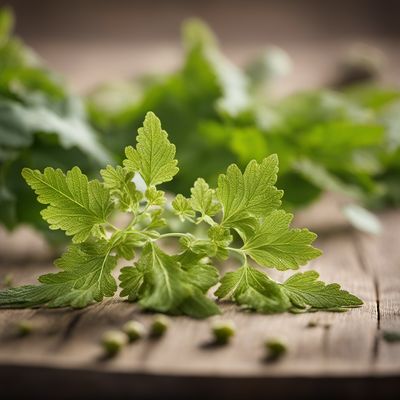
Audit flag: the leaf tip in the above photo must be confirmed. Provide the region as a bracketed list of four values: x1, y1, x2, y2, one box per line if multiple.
[21, 167, 32, 181]
[268, 153, 279, 164]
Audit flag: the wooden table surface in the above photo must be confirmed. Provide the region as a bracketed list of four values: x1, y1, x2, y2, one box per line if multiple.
[0, 198, 399, 399]
[2, 3, 400, 397]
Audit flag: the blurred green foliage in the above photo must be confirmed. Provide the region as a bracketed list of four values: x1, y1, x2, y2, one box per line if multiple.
[0, 8, 111, 239]
[87, 19, 400, 214]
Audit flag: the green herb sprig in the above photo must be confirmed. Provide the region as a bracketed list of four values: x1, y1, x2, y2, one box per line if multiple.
[0, 112, 362, 317]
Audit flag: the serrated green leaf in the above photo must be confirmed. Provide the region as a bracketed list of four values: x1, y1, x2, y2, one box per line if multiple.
[207, 224, 233, 247]
[100, 165, 141, 211]
[22, 166, 112, 243]
[206, 224, 232, 260]
[173, 249, 207, 268]
[0, 285, 65, 309]
[281, 271, 363, 310]
[190, 178, 221, 220]
[172, 194, 195, 221]
[113, 231, 147, 260]
[119, 243, 219, 318]
[179, 235, 218, 257]
[182, 262, 219, 292]
[242, 210, 322, 271]
[123, 111, 179, 186]
[145, 208, 167, 230]
[179, 289, 220, 318]
[137, 244, 189, 311]
[177, 252, 220, 318]
[215, 265, 291, 313]
[119, 265, 146, 301]
[0, 241, 117, 308]
[217, 155, 283, 231]
[145, 186, 166, 206]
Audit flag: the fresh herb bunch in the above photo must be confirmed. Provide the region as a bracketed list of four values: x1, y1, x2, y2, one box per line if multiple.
[0, 112, 362, 317]
[88, 19, 400, 219]
[0, 8, 110, 236]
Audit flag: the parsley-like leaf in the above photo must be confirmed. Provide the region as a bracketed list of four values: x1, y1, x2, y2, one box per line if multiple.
[217, 155, 282, 232]
[281, 271, 363, 310]
[0, 241, 117, 308]
[190, 178, 221, 222]
[242, 210, 322, 271]
[215, 265, 291, 313]
[172, 194, 195, 221]
[119, 243, 220, 318]
[100, 165, 141, 211]
[22, 166, 112, 243]
[123, 111, 179, 186]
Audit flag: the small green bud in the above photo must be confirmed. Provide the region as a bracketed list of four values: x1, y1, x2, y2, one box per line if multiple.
[150, 315, 170, 337]
[383, 331, 400, 343]
[17, 320, 33, 337]
[2, 273, 13, 288]
[212, 320, 235, 344]
[101, 330, 128, 356]
[307, 320, 318, 328]
[265, 339, 287, 361]
[122, 320, 145, 342]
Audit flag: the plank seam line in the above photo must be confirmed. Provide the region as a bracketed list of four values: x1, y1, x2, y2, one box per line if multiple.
[351, 233, 368, 274]
[62, 312, 83, 341]
[352, 232, 381, 364]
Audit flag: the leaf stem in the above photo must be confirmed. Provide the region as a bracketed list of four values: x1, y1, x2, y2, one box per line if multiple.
[137, 202, 152, 217]
[227, 247, 247, 266]
[125, 216, 137, 232]
[107, 222, 120, 231]
[158, 232, 187, 239]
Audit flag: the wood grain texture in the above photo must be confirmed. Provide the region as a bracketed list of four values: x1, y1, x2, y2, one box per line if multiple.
[0, 206, 399, 398]
[355, 210, 400, 371]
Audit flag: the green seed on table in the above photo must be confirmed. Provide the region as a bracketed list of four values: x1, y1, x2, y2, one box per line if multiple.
[150, 315, 170, 337]
[101, 330, 128, 356]
[2, 273, 13, 288]
[383, 331, 400, 343]
[123, 320, 146, 342]
[265, 339, 287, 361]
[212, 320, 235, 344]
[17, 320, 33, 336]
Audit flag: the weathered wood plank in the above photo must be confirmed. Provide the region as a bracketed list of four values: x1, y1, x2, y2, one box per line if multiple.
[0, 226, 54, 263]
[355, 210, 400, 372]
[0, 205, 399, 390]
[0, 231, 379, 376]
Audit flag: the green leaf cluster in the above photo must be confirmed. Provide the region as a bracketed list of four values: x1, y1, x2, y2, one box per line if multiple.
[87, 19, 400, 225]
[0, 7, 110, 235]
[0, 112, 362, 316]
